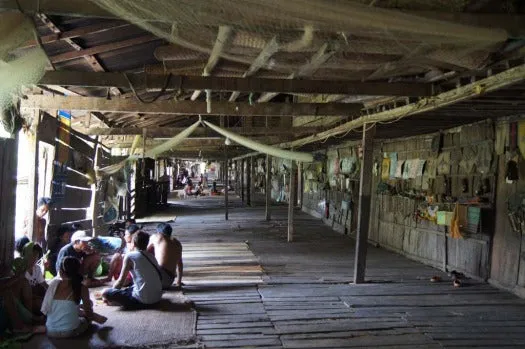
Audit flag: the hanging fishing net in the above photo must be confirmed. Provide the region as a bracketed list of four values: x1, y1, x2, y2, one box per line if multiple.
[0, 13, 48, 118]
[88, 0, 507, 79]
[203, 120, 313, 162]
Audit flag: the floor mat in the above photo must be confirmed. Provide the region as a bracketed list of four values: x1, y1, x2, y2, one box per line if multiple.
[183, 242, 264, 284]
[23, 291, 197, 349]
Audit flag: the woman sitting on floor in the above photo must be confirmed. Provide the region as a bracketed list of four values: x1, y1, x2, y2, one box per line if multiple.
[41, 257, 107, 338]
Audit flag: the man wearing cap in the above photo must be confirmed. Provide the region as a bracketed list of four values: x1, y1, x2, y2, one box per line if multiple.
[55, 230, 103, 287]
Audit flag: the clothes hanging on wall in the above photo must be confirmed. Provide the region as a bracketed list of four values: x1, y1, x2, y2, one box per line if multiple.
[389, 152, 398, 179]
[381, 156, 391, 181]
[495, 122, 509, 155]
[395, 160, 405, 178]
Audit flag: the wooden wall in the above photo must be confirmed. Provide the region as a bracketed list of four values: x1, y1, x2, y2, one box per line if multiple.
[301, 121, 496, 281]
[370, 122, 495, 280]
[489, 118, 525, 297]
[41, 113, 108, 235]
[0, 136, 18, 267]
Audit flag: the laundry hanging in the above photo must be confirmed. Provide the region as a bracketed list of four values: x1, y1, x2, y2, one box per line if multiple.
[202, 120, 313, 163]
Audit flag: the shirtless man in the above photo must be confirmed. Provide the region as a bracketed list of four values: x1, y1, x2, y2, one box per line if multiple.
[147, 223, 183, 290]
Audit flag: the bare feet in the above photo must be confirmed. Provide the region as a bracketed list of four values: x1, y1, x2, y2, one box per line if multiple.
[92, 313, 108, 324]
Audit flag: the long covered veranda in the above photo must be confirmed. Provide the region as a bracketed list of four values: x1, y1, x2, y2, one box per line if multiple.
[2, 1, 525, 348]
[20, 194, 525, 348]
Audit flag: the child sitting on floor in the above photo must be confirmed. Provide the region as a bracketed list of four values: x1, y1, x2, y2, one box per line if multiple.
[41, 257, 107, 338]
[21, 242, 48, 314]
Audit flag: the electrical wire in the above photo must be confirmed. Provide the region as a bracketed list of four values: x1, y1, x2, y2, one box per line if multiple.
[125, 73, 173, 104]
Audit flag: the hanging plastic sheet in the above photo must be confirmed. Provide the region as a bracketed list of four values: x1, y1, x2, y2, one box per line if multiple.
[202, 120, 313, 162]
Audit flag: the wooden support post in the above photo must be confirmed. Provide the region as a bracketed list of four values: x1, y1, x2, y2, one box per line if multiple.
[141, 128, 146, 177]
[90, 136, 100, 235]
[27, 110, 41, 242]
[0, 135, 18, 267]
[444, 226, 449, 272]
[246, 157, 251, 206]
[298, 162, 303, 209]
[288, 161, 296, 242]
[353, 123, 375, 284]
[265, 154, 271, 221]
[241, 159, 245, 203]
[250, 157, 256, 207]
[225, 147, 229, 221]
[235, 160, 240, 195]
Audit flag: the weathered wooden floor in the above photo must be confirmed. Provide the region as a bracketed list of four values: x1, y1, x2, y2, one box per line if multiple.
[164, 195, 525, 349]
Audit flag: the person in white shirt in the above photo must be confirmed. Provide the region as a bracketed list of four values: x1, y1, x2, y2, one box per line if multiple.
[102, 231, 162, 308]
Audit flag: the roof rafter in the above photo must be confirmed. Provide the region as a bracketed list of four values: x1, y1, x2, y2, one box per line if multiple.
[21, 95, 363, 117]
[50, 34, 159, 64]
[257, 42, 337, 103]
[82, 126, 324, 137]
[280, 62, 525, 149]
[38, 71, 433, 96]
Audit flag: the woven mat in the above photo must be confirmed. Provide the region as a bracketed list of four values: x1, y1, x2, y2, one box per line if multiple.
[183, 242, 264, 284]
[23, 291, 197, 349]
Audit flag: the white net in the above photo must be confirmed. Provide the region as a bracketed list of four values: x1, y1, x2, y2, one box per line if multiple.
[88, 0, 507, 77]
[0, 13, 47, 112]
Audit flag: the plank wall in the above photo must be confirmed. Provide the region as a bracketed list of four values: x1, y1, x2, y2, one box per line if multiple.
[0, 136, 18, 267]
[302, 121, 496, 281]
[490, 117, 525, 297]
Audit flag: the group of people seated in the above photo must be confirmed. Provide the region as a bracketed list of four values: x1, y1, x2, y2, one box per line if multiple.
[2, 209, 184, 340]
[183, 178, 206, 197]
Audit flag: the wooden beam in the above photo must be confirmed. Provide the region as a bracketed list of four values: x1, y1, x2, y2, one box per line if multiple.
[353, 123, 375, 284]
[280, 62, 525, 149]
[23, 21, 129, 48]
[258, 43, 336, 103]
[287, 161, 296, 242]
[38, 15, 121, 96]
[40, 86, 112, 128]
[265, 154, 271, 221]
[82, 126, 322, 137]
[50, 35, 160, 64]
[191, 26, 233, 101]
[229, 36, 280, 102]
[38, 71, 433, 97]
[22, 95, 364, 117]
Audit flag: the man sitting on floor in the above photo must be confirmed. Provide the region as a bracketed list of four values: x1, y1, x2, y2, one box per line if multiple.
[148, 223, 183, 290]
[55, 230, 103, 287]
[102, 231, 162, 309]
